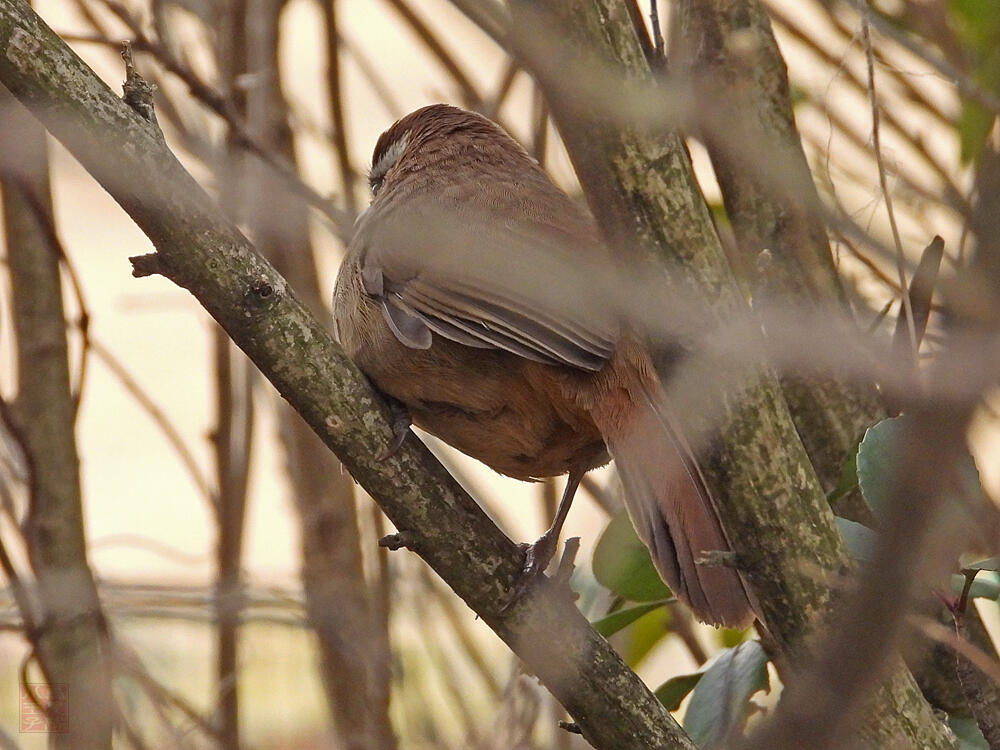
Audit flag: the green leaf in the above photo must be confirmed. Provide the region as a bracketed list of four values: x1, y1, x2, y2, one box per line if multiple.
[856, 417, 908, 517]
[717, 626, 751, 649]
[963, 557, 1000, 573]
[592, 601, 669, 638]
[622, 604, 672, 668]
[959, 101, 995, 164]
[950, 572, 1000, 601]
[857, 416, 990, 519]
[949, 715, 989, 749]
[593, 510, 671, 602]
[655, 672, 704, 712]
[683, 641, 770, 748]
[836, 517, 877, 562]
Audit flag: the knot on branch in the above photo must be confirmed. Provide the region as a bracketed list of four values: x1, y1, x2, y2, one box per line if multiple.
[244, 275, 281, 311]
[121, 41, 160, 130]
[129, 252, 167, 278]
[379, 532, 414, 551]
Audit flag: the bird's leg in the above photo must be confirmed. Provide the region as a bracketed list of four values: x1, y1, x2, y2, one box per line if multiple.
[376, 395, 412, 460]
[507, 468, 586, 606]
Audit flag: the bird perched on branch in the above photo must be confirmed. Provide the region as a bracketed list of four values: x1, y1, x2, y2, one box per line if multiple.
[334, 103, 753, 627]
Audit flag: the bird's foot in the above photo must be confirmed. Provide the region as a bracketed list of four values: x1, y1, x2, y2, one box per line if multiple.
[502, 530, 560, 612]
[376, 398, 412, 460]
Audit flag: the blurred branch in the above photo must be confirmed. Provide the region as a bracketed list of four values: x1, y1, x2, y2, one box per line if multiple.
[338, 32, 405, 119]
[836, 0, 1000, 116]
[210, 11, 254, 745]
[482, 58, 518, 120]
[417, 566, 503, 700]
[670, 0, 884, 507]
[506, 1, 954, 746]
[0, 4, 699, 746]
[322, 0, 358, 215]
[765, 4, 967, 213]
[95, 0, 355, 239]
[241, 0, 395, 742]
[445, 0, 509, 50]
[1, 174, 93, 412]
[382, 0, 482, 108]
[0, 85, 113, 748]
[742, 398, 984, 749]
[580, 475, 621, 516]
[89, 340, 216, 504]
[210, 328, 253, 750]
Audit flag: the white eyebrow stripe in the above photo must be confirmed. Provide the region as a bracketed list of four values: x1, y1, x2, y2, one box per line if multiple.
[370, 131, 411, 183]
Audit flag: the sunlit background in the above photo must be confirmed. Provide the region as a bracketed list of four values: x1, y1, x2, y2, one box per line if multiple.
[2, 0, 999, 747]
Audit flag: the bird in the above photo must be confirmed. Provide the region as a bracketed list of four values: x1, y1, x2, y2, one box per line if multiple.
[334, 103, 753, 627]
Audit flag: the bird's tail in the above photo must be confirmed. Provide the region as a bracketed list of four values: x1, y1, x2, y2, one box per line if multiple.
[597, 375, 755, 628]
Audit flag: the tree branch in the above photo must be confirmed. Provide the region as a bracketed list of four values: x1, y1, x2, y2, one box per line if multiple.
[504, 1, 954, 747]
[0, 87, 112, 748]
[670, 0, 884, 513]
[0, 2, 695, 747]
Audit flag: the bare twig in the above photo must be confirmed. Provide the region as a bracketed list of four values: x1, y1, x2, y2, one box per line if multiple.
[90, 340, 216, 504]
[96, 0, 354, 239]
[382, 0, 482, 107]
[322, 0, 358, 216]
[863, 17, 917, 359]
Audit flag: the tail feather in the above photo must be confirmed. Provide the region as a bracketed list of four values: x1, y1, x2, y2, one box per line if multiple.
[605, 385, 754, 628]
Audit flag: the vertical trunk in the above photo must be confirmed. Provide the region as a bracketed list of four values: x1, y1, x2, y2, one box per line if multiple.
[242, 0, 397, 745]
[214, 2, 254, 746]
[669, 0, 882, 522]
[1, 89, 113, 750]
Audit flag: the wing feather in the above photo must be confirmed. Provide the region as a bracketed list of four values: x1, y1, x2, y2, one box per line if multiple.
[354, 180, 621, 372]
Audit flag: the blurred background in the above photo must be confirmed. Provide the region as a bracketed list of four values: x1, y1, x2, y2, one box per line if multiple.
[1, 0, 999, 748]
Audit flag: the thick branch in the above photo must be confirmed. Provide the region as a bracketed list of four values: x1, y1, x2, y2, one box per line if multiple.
[0, 3, 694, 747]
[505, 1, 953, 747]
[671, 0, 884, 510]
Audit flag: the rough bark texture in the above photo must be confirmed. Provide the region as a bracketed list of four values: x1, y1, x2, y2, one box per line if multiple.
[676, 0, 998, 725]
[0, 3, 696, 747]
[505, 1, 954, 748]
[0, 88, 113, 749]
[670, 0, 883, 516]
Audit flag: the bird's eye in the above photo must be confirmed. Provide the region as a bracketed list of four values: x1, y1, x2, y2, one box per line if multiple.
[368, 131, 410, 199]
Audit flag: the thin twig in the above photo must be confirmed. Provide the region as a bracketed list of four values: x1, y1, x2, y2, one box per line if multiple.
[323, 0, 357, 215]
[383, 0, 482, 107]
[863, 17, 917, 358]
[89, 340, 216, 505]
[909, 613, 1000, 690]
[843, 0, 1000, 116]
[96, 0, 354, 240]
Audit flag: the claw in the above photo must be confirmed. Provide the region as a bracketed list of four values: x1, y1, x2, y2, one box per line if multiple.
[502, 531, 560, 611]
[500, 470, 587, 613]
[376, 398, 412, 460]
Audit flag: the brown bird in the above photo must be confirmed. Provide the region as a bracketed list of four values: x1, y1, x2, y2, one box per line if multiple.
[334, 103, 753, 627]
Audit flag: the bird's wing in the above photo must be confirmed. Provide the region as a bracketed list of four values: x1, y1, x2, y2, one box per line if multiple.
[353, 180, 619, 372]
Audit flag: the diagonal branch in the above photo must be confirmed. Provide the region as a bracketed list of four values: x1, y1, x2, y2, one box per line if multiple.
[0, 3, 695, 747]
